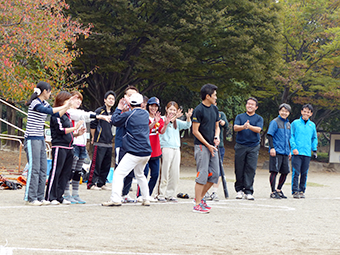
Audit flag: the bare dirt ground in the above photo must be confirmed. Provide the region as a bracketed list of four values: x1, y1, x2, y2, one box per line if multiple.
[1, 140, 340, 254]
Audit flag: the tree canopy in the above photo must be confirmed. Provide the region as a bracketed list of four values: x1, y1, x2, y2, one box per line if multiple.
[66, 0, 282, 109]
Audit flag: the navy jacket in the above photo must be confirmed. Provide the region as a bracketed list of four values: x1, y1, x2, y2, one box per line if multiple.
[111, 108, 151, 157]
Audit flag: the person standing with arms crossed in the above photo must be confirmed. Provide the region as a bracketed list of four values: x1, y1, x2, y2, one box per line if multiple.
[192, 84, 220, 213]
[234, 97, 263, 200]
[290, 104, 318, 199]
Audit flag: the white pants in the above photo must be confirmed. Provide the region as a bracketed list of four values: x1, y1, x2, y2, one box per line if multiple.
[110, 153, 150, 202]
[157, 147, 180, 199]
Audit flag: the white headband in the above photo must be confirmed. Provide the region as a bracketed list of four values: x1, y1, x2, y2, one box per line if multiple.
[34, 88, 41, 96]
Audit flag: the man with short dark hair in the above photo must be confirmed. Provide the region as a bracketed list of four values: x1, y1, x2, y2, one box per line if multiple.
[192, 83, 220, 213]
[233, 97, 263, 200]
[290, 104, 318, 199]
[87, 91, 115, 190]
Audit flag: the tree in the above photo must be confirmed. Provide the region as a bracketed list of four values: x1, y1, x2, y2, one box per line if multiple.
[258, 0, 340, 129]
[0, 0, 91, 103]
[66, 0, 282, 110]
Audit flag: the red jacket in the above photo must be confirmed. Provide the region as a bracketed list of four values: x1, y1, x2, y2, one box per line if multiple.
[149, 117, 164, 158]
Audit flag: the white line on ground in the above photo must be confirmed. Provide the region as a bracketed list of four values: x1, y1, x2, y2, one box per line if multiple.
[1, 246, 181, 255]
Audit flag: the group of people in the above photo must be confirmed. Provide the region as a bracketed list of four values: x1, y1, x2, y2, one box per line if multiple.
[23, 81, 318, 214]
[23, 82, 192, 207]
[192, 84, 318, 213]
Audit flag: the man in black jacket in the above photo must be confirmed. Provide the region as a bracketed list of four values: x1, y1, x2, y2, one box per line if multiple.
[87, 91, 115, 190]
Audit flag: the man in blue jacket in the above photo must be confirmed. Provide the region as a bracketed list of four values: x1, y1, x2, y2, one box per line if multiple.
[102, 93, 152, 206]
[290, 104, 318, 199]
[267, 103, 291, 199]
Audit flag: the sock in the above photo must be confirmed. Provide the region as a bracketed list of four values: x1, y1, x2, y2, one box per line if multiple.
[64, 180, 71, 197]
[72, 180, 80, 197]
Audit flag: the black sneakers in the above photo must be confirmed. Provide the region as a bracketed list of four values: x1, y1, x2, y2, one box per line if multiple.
[270, 191, 281, 199]
[277, 190, 287, 199]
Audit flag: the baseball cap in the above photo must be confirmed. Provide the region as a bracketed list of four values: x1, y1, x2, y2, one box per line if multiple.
[147, 97, 160, 106]
[129, 93, 143, 106]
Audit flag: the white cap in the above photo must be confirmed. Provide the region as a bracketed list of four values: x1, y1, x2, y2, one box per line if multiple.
[129, 93, 143, 106]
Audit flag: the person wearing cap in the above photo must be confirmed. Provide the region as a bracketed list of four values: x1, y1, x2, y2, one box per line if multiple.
[102, 93, 152, 206]
[290, 104, 318, 199]
[136, 96, 171, 201]
[267, 103, 292, 199]
[87, 91, 116, 190]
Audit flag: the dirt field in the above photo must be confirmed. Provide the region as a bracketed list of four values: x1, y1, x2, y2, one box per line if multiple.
[1, 140, 340, 254]
[1, 164, 340, 254]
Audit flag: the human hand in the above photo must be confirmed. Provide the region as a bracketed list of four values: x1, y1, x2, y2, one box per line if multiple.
[220, 119, 225, 126]
[78, 127, 86, 136]
[75, 120, 84, 129]
[214, 137, 220, 147]
[208, 144, 218, 157]
[243, 120, 250, 129]
[313, 152, 317, 159]
[270, 148, 276, 157]
[155, 111, 161, 123]
[185, 108, 193, 119]
[293, 149, 299, 155]
[97, 115, 111, 123]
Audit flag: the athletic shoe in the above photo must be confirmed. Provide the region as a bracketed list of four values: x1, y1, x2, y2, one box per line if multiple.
[137, 196, 143, 203]
[167, 197, 178, 202]
[236, 191, 244, 199]
[149, 197, 158, 203]
[50, 200, 60, 205]
[193, 203, 210, 213]
[122, 194, 137, 203]
[201, 198, 211, 210]
[64, 195, 78, 204]
[101, 184, 112, 191]
[142, 199, 151, 206]
[270, 191, 281, 199]
[245, 194, 255, 200]
[204, 192, 211, 200]
[90, 185, 102, 190]
[293, 192, 300, 199]
[72, 195, 86, 204]
[25, 200, 42, 206]
[102, 200, 122, 206]
[210, 192, 219, 201]
[277, 190, 287, 199]
[40, 200, 51, 205]
[157, 197, 167, 202]
[62, 199, 71, 205]
[299, 192, 305, 199]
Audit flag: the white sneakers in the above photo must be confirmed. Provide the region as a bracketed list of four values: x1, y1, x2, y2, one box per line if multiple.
[236, 191, 254, 200]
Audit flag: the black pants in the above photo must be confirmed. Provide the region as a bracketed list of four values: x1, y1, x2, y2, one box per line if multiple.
[234, 143, 260, 195]
[87, 145, 112, 188]
[45, 147, 74, 202]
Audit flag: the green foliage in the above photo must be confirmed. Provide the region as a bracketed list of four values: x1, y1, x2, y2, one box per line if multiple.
[66, 0, 282, 110]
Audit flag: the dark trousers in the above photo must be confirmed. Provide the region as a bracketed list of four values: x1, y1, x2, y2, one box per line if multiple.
[291, 155, 311, 194]
[137, 158, 160, 196]
[234, 143, 260, 195]
[45, 147, 74, 202]
[87, 145, 112, 188]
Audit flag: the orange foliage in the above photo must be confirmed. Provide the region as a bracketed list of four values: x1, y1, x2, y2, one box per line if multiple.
[0, 0, 92, 103]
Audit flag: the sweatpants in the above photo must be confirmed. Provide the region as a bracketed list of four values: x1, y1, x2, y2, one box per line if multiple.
[291, 155, 311, 194]
[234, 143, 260, 195]
[157, 147, 181, 199]
[24, 139, 48, 202]
[87, 145, 112, 188]
[110, 153, 150, 202]
[45, 147, 74, 202]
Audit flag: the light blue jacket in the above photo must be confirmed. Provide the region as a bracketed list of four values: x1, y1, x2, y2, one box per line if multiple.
[290, 117, 318, 157]
[160, 119, 191, 149]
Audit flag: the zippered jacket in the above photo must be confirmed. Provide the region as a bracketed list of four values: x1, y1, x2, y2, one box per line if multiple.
[290, 117, 318, 156]
[90, 105, 114, 144]
[50, 113, 73, 148]
[267, 115, 291, 155]
[111, 108, 151, 157]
